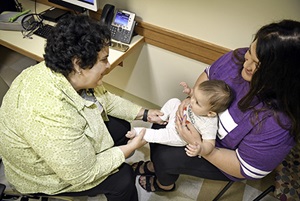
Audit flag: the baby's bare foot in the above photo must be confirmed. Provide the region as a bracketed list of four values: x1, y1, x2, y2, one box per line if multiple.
[126, 129, 137, 138]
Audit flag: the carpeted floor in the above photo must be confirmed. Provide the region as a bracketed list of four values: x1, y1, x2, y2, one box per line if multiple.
[0, 45, 278, 201]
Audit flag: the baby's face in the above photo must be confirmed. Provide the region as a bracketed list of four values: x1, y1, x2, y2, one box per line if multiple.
[189, 89, 212, 116]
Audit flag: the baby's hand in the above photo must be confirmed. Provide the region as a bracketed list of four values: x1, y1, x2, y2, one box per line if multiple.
[179, 81, 192, 95]
[185, 142, 201, 157]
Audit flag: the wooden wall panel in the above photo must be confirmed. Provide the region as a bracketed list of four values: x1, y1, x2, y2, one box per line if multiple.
[134, 21, 231, 64]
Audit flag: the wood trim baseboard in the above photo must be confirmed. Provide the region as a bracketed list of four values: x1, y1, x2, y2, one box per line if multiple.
[134, 21, 231, 65]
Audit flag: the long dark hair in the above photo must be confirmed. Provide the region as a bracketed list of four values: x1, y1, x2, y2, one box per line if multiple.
[238, 20, 300, 140]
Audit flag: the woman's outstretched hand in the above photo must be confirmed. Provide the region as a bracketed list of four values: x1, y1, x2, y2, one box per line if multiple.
[119, 129, 147, 158]
[147, 109, 167, 125]
[129, 129, 147, 147]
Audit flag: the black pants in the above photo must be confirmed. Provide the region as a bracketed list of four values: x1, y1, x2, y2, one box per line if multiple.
[150, 124, 230, 186]
[54, 116, 138, 201]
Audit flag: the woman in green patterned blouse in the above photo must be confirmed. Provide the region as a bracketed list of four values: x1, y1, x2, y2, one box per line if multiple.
[0, 15, 163, 201]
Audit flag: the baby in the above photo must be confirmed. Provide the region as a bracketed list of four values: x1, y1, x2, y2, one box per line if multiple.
[127, 80, 233, 157]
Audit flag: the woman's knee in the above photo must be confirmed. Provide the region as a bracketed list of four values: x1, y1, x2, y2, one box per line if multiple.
[104, 164, 137, 201]
[105, 116, 130, 145]
[115, 164, 136, 191]
[151, 144, 184, 167]
[115, 164, 137, 199]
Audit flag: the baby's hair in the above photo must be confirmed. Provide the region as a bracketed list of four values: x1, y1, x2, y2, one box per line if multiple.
[197, 80, 233, 113]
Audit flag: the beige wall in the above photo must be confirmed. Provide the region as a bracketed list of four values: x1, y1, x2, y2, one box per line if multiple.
[102, 0, 300, 107]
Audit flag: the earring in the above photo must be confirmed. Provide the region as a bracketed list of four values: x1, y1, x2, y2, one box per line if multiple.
[77, 71, 82, 75]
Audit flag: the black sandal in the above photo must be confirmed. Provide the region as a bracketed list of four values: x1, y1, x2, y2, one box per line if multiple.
[131, 161, 155, 176]
[138, 175, 176, 192]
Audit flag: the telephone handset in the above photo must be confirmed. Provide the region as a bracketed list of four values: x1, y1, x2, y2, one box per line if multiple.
[100, 4, 114, 26]
[100, 4, 136, 44]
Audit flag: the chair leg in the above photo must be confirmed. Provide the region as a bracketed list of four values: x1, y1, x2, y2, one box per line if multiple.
[213, 181, 234, 201]
[0, 184, 6, 201]
[253, 185, 275, 201]
[41, 197, 49, 201]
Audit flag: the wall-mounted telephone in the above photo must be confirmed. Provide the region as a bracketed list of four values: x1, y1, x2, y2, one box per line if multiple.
[100, 4, 136, 44]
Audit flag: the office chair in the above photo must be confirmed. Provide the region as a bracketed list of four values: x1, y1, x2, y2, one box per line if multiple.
[213, 141, 300, 201]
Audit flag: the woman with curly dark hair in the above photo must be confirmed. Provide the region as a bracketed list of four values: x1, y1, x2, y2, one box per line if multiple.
[0, 15, 163, 201]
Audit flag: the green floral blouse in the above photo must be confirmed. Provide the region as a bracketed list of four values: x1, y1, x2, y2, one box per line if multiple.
[0, 61, 142, 194]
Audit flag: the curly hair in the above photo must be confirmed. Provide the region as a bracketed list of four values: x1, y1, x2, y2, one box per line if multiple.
[44, 15, 111, 77]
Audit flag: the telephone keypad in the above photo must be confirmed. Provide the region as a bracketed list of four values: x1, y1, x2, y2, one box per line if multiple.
[109, 25, 133, 44]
